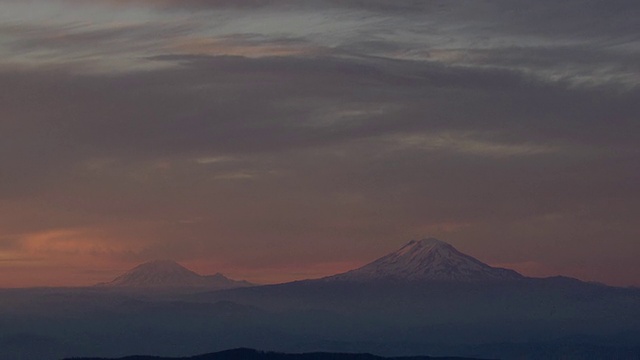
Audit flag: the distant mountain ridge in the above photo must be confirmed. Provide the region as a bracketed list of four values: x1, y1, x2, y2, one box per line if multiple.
[6, 239, 640, 360]
[100, 238, 523, 289]
[325, 238, 523, 282]
[98, 260, 253, 289]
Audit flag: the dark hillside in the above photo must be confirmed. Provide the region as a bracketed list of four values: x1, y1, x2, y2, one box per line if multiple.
[64, 347, 484, 360]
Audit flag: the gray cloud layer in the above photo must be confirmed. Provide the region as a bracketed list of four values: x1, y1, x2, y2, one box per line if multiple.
[0, 0, 638, 285]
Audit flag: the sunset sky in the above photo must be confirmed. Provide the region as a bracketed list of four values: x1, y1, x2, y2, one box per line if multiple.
[0, 0, 638, 287]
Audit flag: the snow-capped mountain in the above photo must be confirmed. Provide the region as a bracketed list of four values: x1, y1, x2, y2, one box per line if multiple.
[99, 260, 253, 289]
[326, 238, 523, 282]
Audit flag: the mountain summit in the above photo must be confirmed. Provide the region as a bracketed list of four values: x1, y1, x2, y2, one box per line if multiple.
[100, 260, 253, 289]
[327, 238, 523, 282]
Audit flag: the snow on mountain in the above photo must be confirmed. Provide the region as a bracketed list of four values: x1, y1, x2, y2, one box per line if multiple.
[326, 238, 523, 282]
[99, 260, 253, 289]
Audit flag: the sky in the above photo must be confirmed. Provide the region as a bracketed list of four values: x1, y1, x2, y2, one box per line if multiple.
[0, 0, 638, 287]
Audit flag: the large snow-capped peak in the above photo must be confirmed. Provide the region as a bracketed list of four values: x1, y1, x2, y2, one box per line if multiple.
[327, 238, 523, 282]
[99, 260, 253, 289]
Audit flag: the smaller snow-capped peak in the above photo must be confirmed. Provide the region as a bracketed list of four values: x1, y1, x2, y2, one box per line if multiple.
[103, 260, 207, 287]
[327, 238, 523, 282]
[100, 260, 252, 289]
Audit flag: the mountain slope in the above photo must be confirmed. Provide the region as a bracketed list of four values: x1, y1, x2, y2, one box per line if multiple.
[99, 260, 253, 289]
[326, 238, 523, 282]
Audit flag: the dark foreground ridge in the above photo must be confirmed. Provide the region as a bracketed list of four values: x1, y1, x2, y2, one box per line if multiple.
[64, 347, 484, 360]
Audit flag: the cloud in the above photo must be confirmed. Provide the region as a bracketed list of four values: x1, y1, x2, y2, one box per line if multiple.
[0, 0, 639, 286]
[168, 34, 328, 58]
[390, 131, 563, 157]
[4, 0, 639, 89]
